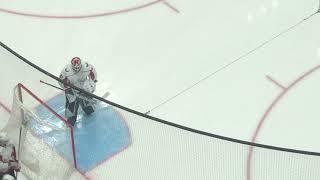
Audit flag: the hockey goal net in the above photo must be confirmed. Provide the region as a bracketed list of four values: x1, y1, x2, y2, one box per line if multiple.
[3, 83, 87, 180]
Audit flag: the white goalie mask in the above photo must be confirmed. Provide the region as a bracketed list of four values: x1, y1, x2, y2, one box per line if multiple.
[71, 57, 82, 72]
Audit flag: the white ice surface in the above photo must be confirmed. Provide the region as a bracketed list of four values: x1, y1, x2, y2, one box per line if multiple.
[0, 0, 320, 179]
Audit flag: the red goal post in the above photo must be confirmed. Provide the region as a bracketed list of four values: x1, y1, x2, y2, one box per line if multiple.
[3, 83, 85, 180]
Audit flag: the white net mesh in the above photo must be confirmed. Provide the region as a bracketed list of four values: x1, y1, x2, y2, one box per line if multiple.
[3, 84, 87, 180]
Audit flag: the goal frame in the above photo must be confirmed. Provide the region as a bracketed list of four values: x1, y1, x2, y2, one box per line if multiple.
[17, 83, 77, 169]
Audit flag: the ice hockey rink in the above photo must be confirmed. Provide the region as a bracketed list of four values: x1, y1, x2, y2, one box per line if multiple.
[1, 0, 320, 179]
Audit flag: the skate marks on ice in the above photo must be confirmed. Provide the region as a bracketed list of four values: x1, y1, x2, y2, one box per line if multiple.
[30, 94, 131, 172]
[0, 0, 179, 19]
[247, 64, 320, 180]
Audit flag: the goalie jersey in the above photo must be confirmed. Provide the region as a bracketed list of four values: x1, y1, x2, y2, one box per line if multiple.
[59, 61, 97, 91]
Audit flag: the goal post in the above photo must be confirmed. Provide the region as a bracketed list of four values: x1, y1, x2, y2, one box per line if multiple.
[3, 83, 86, 180]
[18, 83, 77, 168]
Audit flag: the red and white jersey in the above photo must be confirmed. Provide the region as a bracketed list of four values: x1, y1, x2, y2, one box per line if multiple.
[0, 144, 17, 173]
[59, 62, 97, 90]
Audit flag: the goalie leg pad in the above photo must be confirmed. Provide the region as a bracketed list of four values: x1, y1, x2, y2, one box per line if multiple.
[82, 106, 95, 115]
[64, 88, 78, 103]
[65, 97, 81, 126]
[80, 98, 95, 115]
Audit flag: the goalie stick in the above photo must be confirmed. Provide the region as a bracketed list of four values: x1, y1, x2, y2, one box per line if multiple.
[39, 80, 110, 100]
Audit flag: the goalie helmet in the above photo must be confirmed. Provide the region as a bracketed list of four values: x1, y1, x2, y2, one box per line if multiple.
[71, 57, 82, 72]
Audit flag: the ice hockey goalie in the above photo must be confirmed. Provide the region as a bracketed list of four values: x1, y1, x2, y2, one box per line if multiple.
[59, 57, 98, 126]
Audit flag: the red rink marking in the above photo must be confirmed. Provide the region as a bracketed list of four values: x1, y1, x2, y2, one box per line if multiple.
[0, 101, 11, 114]
[266, 75, 286, 90]
[0, 0, 165, 19]
[163, 1, 180, 13]
[246, 64, 320, 180]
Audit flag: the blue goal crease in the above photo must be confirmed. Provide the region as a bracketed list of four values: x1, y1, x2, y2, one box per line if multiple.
[30, 94, 131, 172]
